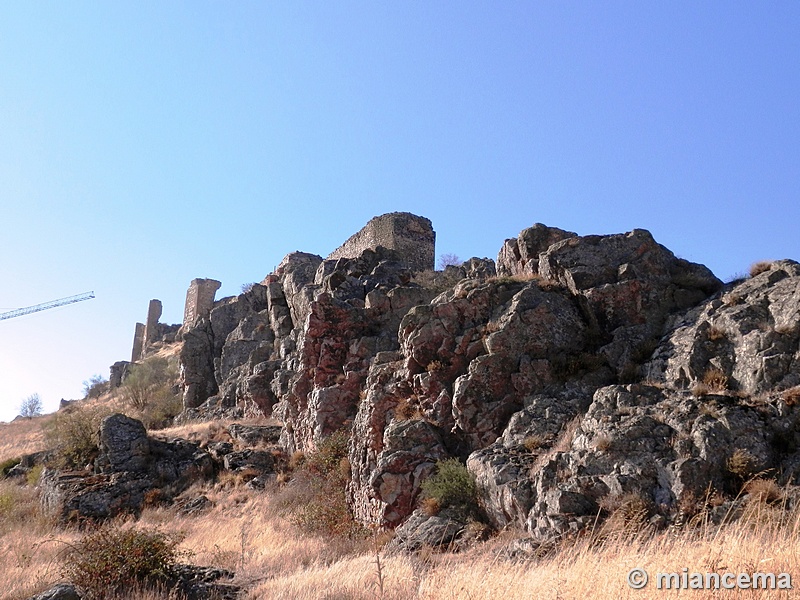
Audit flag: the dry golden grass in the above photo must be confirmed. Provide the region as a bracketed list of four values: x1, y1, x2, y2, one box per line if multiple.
[152, 415, 282, 445]
[4, 473, 800, 599]
[0, 413, 52, 463]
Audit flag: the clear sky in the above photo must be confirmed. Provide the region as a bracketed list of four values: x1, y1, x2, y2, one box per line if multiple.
[1, 3, 798, 422]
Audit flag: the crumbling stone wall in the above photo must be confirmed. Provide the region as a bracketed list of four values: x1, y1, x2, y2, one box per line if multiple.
[327, 212, 435, 271]
[143, 299, 162, 351]
[183, 278, 221, 328]
[131, 323, 145, 362]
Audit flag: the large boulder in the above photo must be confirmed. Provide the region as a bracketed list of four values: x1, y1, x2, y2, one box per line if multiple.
[496, 223, 576, 278]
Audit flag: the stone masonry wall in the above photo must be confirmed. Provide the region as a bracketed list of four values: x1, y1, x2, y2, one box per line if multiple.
[183, 278, 222, 328]
[131, 322, 145, 362]
[142, 299, 162, 353]
[327, 212, 435, 271]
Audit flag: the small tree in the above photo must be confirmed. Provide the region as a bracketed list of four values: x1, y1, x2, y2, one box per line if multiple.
[82, 374, 108, 399]
[19, 393, 43, 419]
[438, 253, 461, 270]
[122, 357, 174, 411]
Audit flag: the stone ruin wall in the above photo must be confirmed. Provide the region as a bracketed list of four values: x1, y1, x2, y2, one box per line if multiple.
[131, 323, 145, 362]
[327, 212, 436, 271]
[142, 299, 162, 351]
[183, 278, 222, 328]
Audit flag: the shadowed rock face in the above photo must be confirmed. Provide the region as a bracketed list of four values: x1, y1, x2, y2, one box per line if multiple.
[173, 215, 800, 539]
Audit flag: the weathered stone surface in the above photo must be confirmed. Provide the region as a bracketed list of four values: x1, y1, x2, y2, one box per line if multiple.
[5, 450, 52, 479]
[162, 214, 796, 541]
[389, 508, 467, 552]
[468, 387, 592, 529]
[222, 449, 275, 473]
[180, 319, 218, 409]
[131, 322, 145, 362]
[497, 223, 576, 278]
[274, 252, 322, 330]
[227, 423, 282, 446]
[96, 414, 150, 473]
[109, 360, 130, 388]
[183, 278, 222, 328]
[469, 383, 800, 539]
[177, 494, 213, 515]
[537, 229, 722, 375]
[645, 260, 800, 394]
[169, 564, 240, 600]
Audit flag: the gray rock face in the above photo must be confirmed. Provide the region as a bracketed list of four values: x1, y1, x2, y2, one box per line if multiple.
[497, 223, 577, 278]
[389, 508, 467, 552]
[227, 423, 282, 446]
[97, 414, 150, 472]
[645, 260, 800, 394]
[469, 383, 800, 538]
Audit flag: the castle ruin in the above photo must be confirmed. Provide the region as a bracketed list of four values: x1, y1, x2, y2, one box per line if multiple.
[130, 323, 145, 362]
[327, 212, 435, 271]
[183, 278, 222, 328]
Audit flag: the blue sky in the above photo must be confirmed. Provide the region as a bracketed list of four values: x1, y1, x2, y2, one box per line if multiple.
[1, 3, 798, 421]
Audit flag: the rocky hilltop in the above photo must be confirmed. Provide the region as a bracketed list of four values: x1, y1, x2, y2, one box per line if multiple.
[57, 213, 800, 548]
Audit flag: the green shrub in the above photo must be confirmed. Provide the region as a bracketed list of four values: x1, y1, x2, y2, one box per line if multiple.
[61, 526, 186, 598]
[0, 490, 14, 515]
[122, 356, 178, 412]
[44, 406, 111, 469]
[420, 458, 479, 519]
[140, 393, 183, 430]
[122, 356, 182, 429]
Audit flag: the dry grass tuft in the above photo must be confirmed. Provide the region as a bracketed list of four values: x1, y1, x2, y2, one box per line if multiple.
[727, 448, 758, 480]
[749, 261, 774, 277]
[703, 367, 729, 391]
[4, 474, 800, 599]
[781, 386, 800, 407]
[522, 434, 549, 452]
[744, 479, 784, 506]
[706, 325, 728, 342]
[593, 434, 613, 452]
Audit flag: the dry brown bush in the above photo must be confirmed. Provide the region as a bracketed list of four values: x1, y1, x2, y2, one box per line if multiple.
[702, 367, 729, 392]
[749, 261, 774, 277]
[744, 478, 784, 505]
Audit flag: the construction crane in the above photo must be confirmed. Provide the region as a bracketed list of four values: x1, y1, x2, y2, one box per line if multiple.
[0, 291, 95, 321]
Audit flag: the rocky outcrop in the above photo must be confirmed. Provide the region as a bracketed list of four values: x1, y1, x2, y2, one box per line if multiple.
[166, 213, 799, 541]
[389, 508, 467, 552]
[496, 223, 576, 278]
[644, 259, 800, 394]
[470, 382, 800, 539]
[40, 414, 215, 522]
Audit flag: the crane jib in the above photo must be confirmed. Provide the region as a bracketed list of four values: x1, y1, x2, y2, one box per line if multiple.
[0, 292, 95, 321]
